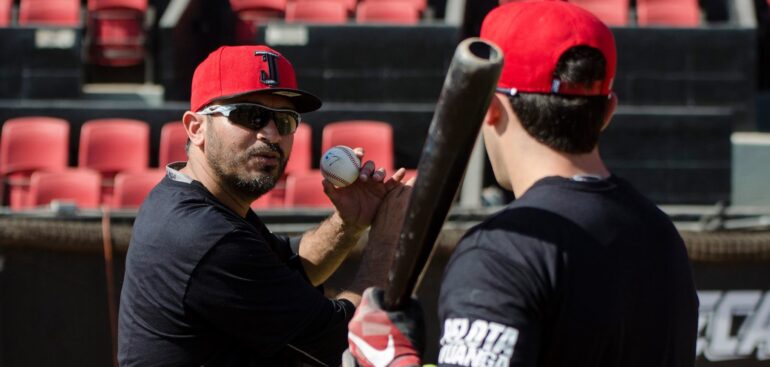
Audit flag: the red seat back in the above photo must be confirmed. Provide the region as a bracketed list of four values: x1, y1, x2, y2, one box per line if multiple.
[159, 121, 188, 167]
[1, 117, 70, 175]
[230, 0, 287, 42]
[88, 0, 147, 12]
[284, 123, 312, 176]
[366, 0, 425, 12]
[112, 169, 164, 208]
[285, 170, 333, 208]
[286, 0, 348, 23]
[356, 0, 420, 24]
[230, 0, 287, 12]
[27, 169, 102, 209]
[309, 0, 358, 13]
[322, 120, 393, 173]
[78, 118, 149, 177]
[1, 116, 70, 209]
[0, 0, 11, 27]
[571, 0, 629, 26]
[637, 0, 700, 27]
[19, 0, 81, 26]
[87, 0, 147, 66]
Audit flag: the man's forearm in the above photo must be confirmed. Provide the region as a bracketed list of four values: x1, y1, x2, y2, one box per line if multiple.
[335, 238, 394, 306]
[298, 211, 365, 286]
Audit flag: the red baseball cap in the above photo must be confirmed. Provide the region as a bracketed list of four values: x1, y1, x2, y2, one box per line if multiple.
[190, 45, 322, 113]
[481, 0, 616, 96]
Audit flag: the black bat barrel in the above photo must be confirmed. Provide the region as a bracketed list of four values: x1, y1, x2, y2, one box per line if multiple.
[384, 38, 503, 310]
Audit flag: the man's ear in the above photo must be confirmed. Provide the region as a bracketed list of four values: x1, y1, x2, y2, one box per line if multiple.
[484, 94, 504, 126]
[183, 111, 206, 148]
[601, 92, 618, 131]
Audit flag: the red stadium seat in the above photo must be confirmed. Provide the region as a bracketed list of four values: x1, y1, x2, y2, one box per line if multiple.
[286, 0, 348, 23]
[322, 120, 394, 173]
[285, 170, 333, 208]
[366, 0, 425, 12]
[158, 121, 188, 167]
[637, 0, 700, 27]
[1, 117, 70, 209]
[284, 123, 312, 176]
[268, 123, 313, 205]
[18, 0, 81, 26]
[313, 0, 358, 13]
[0, 0, 11, 27]
[112, 169, 164, 208]
[571, 0, 629, 26]
[356, 1, 419, 24]
[231, 0, 286, 12]
[230, 0, 287, 42]
[79, 118, 149, 177]
[86, 0, 148, 66]
[27, 169, 102, 209]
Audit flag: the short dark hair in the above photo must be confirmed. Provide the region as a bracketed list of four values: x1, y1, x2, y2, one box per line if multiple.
[508, 46, 611, 154]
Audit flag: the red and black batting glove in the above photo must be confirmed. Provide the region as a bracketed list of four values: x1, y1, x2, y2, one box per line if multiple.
[343, 287, 425, 367]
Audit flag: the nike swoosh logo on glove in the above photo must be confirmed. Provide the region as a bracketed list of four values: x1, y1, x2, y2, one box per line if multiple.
[348, 332, 395, 367]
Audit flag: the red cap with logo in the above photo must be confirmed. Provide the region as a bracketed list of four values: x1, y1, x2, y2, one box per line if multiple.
[481, 0, 616, 96]
[190, 45, 322, 113]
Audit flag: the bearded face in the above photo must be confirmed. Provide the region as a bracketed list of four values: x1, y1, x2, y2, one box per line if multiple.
[205, 120, 289, 199]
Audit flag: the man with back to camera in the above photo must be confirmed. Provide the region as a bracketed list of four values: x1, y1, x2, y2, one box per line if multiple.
[118, 45, 413, 366]
[344, 1, 700, 366]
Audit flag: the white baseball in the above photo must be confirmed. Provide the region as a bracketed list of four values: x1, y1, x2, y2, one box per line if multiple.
[320, 145, 361, 187]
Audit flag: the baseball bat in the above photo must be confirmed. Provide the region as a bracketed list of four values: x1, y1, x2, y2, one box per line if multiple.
[383, 38, 503, 309]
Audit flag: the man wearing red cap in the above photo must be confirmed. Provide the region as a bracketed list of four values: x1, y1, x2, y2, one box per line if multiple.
[118, 45, 412, 366]
[345, 1, 699, 366]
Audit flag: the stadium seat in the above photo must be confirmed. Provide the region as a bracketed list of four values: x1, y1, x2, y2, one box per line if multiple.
[637, 0, 700, 27]
[0, 0, 11, 27]
[111, 169, 164, 208]
[86, 0, 148, 67]
[322, 120, 394, 173]
[286, 0, 348, 23]
[78, 118, 149, 179]
[230, 0, 287, 42]
[18, 0, 81, 26]
[316, 0, 357, 13]
[356, 1, 420, 24]
[366, 0, 425, 13]
[285, 170, 333, 208]
[230, 0, 286, 12]
[1, 117, 70, 209]
[571, 0, 629, 26]
[158, 121, 188, 167]
[285, 123, 312, 176]
[27, 169, 102, 209]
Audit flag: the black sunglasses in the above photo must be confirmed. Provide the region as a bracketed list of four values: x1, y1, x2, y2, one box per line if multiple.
[198, 103, 301, 136]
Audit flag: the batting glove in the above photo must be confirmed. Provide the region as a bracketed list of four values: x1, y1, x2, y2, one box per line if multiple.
[344, 287, 424, 367]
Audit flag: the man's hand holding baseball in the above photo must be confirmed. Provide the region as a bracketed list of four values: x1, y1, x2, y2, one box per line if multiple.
[323, 147, 407, 233]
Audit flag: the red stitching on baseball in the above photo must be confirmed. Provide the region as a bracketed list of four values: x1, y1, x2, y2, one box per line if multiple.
[323, 170, 352, 186]
[339, 147, 361, 169]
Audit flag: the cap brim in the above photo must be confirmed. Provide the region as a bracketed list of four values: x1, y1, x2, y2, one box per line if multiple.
[228, 88, 322, 113]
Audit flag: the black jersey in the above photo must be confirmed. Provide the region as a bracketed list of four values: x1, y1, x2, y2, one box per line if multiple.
[118, 165, 354, 367]
[437, 176, 698, 367]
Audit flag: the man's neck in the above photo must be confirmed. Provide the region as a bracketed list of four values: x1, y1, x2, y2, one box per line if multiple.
[509, 146, 609, 198]
[180, 159, 251, 218]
